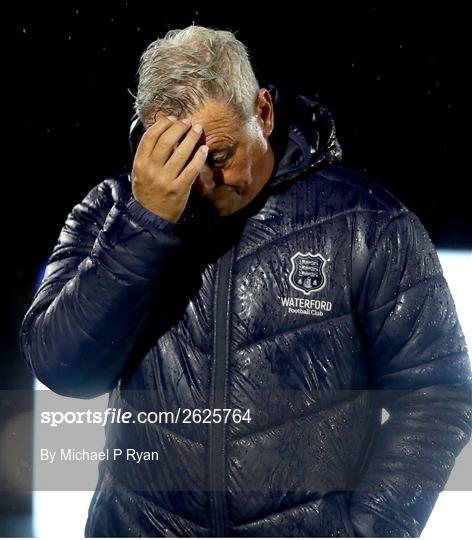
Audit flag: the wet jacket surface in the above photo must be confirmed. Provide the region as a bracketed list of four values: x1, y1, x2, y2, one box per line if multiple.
[20, 85, 472, 537]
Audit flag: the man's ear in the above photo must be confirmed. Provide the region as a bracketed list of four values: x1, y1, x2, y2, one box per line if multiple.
[254, 88, 274, 139]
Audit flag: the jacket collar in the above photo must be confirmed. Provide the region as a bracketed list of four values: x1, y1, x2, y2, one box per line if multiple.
[266, 83, 342, 189]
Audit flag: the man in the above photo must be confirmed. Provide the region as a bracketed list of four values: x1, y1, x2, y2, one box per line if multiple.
[20, 25, 471, 537]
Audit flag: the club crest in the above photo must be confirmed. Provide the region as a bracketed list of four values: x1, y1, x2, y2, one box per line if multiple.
[288, 252, 327, 294]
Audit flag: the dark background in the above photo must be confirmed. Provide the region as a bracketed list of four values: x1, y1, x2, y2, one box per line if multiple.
[2, 2, 469, 535]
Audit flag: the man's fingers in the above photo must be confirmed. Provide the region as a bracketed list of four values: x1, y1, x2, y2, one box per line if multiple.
[136, 115, 174, 159]
[176, 145, 209, 188]
[164, 123, 205, 179]
[150, 119, 193, 166]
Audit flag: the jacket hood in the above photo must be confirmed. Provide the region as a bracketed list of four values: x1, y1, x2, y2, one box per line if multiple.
[266, 83, 342, 190]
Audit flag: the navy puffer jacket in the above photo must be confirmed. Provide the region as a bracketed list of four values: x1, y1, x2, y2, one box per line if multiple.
[20, 85, 472, 537]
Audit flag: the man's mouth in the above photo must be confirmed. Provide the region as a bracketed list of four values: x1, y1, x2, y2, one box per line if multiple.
[221, 185, 241, 194]
[203, 185, 242, 198]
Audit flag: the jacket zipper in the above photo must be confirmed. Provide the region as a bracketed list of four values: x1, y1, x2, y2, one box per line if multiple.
[208, 244, 234, 537]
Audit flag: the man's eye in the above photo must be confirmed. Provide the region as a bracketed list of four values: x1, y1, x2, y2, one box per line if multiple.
[208, 155, 227, 165]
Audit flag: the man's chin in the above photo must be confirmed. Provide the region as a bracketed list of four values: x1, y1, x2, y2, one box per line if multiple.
[208, 191, 243, 216]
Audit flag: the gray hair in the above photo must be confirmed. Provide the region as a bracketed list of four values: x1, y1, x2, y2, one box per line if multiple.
[132, 25, 260, 126]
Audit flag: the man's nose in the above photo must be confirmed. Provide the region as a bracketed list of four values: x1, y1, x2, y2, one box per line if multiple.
[195, 162, 216, 195]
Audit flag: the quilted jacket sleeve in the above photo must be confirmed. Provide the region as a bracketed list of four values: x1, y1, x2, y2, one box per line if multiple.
[19, 178, 184, 399]
[347, 209, 472, 537]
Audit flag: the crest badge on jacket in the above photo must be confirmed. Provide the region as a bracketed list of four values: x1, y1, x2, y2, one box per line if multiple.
[288, 251, 327, 294]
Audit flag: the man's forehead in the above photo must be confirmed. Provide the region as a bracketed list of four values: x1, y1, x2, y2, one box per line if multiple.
[150, 98, 245, 149]
[190, 98, 239, 123]
[187, 99, 243, 146]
